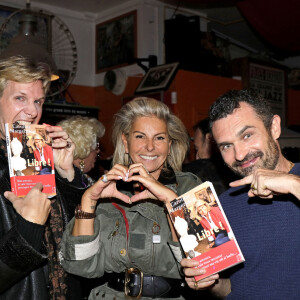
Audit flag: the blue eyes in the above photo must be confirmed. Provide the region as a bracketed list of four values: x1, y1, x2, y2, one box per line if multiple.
[134, 135, 166, 141]
[15, 96, 44, 106]
[156, 136, 165, 141]
[35, 100, 42, 105]
[222, 144, 231, 151]
[221, 133, 253, 151]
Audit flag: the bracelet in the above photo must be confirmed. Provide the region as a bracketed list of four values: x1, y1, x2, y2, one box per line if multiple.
[74, 204, 96, 219]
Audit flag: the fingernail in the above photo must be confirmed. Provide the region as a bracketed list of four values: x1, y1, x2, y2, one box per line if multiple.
[198, 268, 206, 274]
[124, 170, 129, 181]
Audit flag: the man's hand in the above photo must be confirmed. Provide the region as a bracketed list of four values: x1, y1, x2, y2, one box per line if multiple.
[181, 258, 231, 298]
[46, 125, 75, 181]
[181, 258, 218, 290]
[4, 183, 50, 225]
[230, 168, 300, 200]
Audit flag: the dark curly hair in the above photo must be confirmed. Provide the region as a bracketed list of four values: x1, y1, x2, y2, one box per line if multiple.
[209, 89, 274, 131]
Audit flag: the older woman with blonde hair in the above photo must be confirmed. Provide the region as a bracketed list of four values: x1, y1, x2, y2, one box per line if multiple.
[32, 133, 55, 175]
[194, 199, 232, 247]
[60, 97, 205, 300]
[57, 116, 105, 177]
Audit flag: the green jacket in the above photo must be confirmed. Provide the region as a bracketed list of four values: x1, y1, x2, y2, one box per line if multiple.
[60, 171, 201, 299]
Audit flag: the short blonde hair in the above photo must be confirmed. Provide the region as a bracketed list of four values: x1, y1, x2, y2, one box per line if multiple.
[194, 200, 211, 217]
[0, 56, 52, 97]
[32, 134, 45, 150]
[112, 97, 189, 171]
[58, 116, 105, 160]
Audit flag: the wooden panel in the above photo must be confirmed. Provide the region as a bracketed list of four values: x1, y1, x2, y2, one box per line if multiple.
[171, 70, 243, 136]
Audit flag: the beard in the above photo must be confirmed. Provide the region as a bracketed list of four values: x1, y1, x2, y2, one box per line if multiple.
[228, 135, 280, 177]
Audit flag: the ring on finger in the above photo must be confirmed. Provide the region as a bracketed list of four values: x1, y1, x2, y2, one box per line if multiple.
[194, 281, 198, 288]
[251, 185, 257, 191]
[128, 199, 132, 205]
[100, 174, 108, 183]
[66, 141, 72, 148]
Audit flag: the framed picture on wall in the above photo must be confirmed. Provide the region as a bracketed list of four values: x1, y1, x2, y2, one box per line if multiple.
[95, 10, 137, 73]
[135, 62, 179, 94]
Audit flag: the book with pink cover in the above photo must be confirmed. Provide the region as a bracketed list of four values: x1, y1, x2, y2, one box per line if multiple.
[167, 181, 244, 281]
[5, 121, 56, 197]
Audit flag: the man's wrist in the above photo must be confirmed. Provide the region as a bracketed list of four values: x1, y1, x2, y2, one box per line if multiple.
[291, 175, 300, 199]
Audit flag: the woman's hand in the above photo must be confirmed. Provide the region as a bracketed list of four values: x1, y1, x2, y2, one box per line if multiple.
[73, 164, 132, 236]
[126, 163, 178, 204]
[46, 125, 75, 181]
[81, 164, 131, 210]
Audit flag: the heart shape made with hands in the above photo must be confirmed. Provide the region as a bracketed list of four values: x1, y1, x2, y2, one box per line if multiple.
[116, 177, 151, 204]
[91, 173, 152, 205]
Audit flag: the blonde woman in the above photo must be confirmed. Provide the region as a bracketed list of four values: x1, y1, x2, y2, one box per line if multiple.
[194, 200, 231, 247]
[58, 116, 105, 184]
[32, 133, 54, 174]
[60, 97, 203, 300]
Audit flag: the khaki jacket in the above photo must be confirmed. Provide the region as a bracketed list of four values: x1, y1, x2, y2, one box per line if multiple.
[60, 171, 201, 300]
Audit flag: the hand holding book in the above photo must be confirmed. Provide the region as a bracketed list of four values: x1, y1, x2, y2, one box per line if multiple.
[4, 182, 50, 225]
[166, 181, 244, 281]
[5, 122, 56, 197]
[46, 124, 75, 182]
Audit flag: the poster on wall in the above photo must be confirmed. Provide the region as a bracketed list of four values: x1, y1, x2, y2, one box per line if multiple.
[248, 63, 286, 125]
[95, 10, 137, 73]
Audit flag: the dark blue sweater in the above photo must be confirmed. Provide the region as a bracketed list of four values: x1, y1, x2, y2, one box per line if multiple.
[220, 163, 300, 300]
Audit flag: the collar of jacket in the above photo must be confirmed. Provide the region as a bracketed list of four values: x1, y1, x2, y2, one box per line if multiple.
[157, 167, 176, 186]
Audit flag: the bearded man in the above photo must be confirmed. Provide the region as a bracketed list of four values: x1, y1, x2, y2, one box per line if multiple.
[181, 89, 300, 299]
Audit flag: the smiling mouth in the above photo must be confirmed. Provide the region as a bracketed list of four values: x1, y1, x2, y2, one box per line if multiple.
[140, 155, 158, 160]
[240, 157, 259, 168]
[233, 151, 263, 169]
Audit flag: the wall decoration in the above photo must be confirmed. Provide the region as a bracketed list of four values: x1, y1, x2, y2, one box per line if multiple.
[248, 62, 286, 125]
[95, 10, 137, 73]
[135, 62, 179, 94]
[0, 5, 51, 54]
[232, 57, 287, 125]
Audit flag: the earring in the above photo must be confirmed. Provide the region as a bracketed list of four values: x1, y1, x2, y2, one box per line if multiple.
[79, 159, 85, 172]
[124, 153, 132, 167]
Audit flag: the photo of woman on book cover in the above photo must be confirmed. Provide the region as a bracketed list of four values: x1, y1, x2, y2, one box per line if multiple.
[32, 133, 54, 175]
[194, 199, 233, 248]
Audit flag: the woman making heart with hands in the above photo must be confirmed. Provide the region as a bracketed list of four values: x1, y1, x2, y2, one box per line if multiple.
[60, 97, 202, 300]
